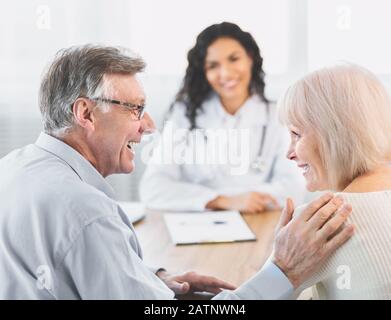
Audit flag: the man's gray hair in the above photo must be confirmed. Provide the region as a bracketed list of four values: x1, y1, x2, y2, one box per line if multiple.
[39, 45, 146, 136]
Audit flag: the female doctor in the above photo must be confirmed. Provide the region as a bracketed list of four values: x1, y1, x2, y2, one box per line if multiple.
[140, 22, 305, 213]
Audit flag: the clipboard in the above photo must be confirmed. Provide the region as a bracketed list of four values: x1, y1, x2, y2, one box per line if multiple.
[163, 211, 256, 245]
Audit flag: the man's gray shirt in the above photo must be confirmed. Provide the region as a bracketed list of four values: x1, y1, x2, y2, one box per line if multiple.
[0, 132, 292, 299]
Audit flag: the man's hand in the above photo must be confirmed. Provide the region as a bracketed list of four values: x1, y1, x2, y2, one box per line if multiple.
[206, 192, 279, 214]
[272, 193, 355, 288]
[156, 270, 237, 295]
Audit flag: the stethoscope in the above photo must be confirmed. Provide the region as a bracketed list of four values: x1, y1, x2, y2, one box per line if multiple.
[182, 102, 271, 174]
[250, 102, 270, 173]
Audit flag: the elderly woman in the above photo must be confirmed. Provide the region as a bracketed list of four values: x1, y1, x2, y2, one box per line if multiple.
[278, 64, 391, 299]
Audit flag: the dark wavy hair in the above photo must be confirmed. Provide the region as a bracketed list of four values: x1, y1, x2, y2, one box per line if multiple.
[170, 22, 269, 130]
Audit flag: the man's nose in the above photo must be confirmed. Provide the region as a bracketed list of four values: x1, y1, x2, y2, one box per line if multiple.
[140, 112, 156, 135]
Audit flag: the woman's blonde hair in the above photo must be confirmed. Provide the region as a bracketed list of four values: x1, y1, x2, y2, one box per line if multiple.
[278, 64, 391, 190]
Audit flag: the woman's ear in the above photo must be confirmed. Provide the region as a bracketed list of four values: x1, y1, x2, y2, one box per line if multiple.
[72, 98, 96, 131]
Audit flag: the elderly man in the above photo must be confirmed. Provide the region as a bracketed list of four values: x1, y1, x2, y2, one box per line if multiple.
[0, 45, 354, 299]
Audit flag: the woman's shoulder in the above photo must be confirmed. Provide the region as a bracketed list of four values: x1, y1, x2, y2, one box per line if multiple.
[338, 190, 391, 205]
[165, 101, 190, 128]
[293, 190, 391, 222]
[247, 95, 279, 120]
[249, 94, 276, 107]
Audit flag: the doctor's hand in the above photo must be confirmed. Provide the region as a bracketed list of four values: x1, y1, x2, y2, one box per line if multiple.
[206, 192, 279, 214]
[271, 193, 355, 289]
[156, 270, 237, 295]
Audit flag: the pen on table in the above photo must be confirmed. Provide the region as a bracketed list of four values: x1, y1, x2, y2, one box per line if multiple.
[213, 220, 227, 225]
[179, 220, 228, 226]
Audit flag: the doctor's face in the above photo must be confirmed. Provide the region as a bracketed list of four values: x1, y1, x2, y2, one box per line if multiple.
[286, 124, 328, 192]
[89, 74, 155, 177]
[204, 37, 253, 105]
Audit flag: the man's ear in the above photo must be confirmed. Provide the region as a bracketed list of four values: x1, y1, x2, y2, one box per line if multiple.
[72, 98, 96, 131]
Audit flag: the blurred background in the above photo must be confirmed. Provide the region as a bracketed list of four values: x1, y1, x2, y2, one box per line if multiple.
[1, 0, 391, 201]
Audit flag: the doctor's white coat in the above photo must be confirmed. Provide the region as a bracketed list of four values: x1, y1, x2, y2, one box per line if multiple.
[140, 94, 306, 211]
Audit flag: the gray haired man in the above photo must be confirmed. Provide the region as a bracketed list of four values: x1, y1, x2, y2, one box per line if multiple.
[0, 45, 354, 299]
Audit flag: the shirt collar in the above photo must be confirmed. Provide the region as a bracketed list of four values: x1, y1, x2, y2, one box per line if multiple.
[35, 132, 115, 198]
[211, 94, 268, 126]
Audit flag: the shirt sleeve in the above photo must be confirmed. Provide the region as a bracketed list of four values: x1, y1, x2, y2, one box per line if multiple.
[58, 216, 175, 299]
[213, 258, 294, 300]
[147, 265, 166, 274]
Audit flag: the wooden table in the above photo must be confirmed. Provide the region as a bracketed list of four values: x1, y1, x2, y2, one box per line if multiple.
[134, 210, 281, 287]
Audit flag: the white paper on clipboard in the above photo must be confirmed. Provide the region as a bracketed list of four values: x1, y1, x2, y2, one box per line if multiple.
[164, 211, 256, 245]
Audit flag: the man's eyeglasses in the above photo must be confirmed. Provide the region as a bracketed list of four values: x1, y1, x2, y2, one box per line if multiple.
[89, 97, 145, 121]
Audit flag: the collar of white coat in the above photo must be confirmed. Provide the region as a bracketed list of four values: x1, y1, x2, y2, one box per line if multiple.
[35, 132, 116, 199]
[209, 93, 269, 126]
